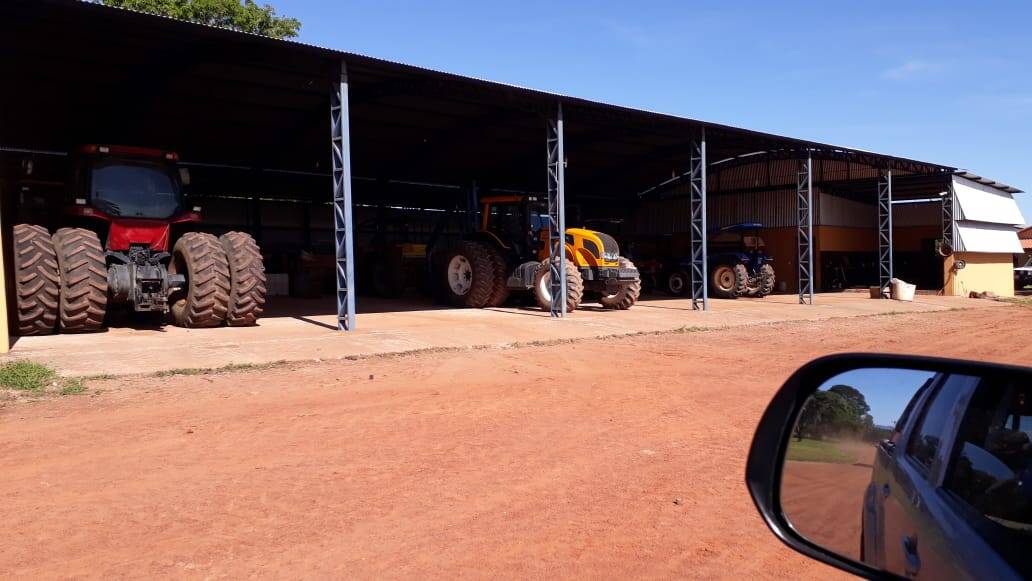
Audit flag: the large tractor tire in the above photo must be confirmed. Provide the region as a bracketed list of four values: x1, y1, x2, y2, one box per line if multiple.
[439, 241, 496, 308]
[666, 269, 690, 296]
[711, 263, 748, 299]
[12, 224, 60, 335]
[484, 245, 511, 308]
[219, 231, 267, 326]
[169, 232, 231, 328]
[600, 257, 641, 310]
[752, 264, 775, 297]
[52, 227, 108, 333]
[533, 257, 584, 312]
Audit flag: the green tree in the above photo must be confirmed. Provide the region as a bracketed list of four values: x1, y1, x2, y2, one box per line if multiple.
[795, 391, 857, 440]
[101, 0, 302, 39]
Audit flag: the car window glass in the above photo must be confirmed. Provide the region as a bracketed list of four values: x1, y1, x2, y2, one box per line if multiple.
[906, 375, 970, 471]
[945, 382, 1032, 536]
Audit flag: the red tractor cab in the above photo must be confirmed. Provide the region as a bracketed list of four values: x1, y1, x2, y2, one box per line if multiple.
[11, 145, 266, 335]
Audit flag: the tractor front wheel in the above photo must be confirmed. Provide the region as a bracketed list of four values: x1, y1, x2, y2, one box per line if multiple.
[600, 257, 641, 310]
[711, 263, 748, 299]
[12, 224, 60, 335]
[52, 227, 108, 333]
[533, 257, 584, 312]
[169, 232, 231, 328]
[666, 269, 690, 296]
[219, 232, 267, 326]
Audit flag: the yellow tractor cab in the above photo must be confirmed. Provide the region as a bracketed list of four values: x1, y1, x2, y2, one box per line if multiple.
[431, 194, 640, 311]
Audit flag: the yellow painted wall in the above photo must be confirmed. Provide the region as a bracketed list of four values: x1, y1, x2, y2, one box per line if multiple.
[943, 252, 1016, 298]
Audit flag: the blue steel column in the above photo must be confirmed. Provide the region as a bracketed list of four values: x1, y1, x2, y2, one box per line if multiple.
[331, 61, 357, 330]
[877, 170, 894, 295]
[689, 128, 708, 311]
[797, 153, 814, 304]
[942, 178, 955, 253]
[546, 103, 568, 317]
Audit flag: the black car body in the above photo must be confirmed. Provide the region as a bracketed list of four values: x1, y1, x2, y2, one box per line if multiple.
[861, 372, 1031, 579]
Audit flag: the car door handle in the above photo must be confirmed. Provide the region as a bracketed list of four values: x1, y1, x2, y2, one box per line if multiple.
[901, 534, 921, 577]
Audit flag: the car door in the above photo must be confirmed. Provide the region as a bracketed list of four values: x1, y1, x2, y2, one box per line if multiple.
[879, 374, 978, 578]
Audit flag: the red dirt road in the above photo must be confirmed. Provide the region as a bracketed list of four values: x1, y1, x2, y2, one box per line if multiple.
[1, 307, 1029, 579]
[781, 444, 877, 561]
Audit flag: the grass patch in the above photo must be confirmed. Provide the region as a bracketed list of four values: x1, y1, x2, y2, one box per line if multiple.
[999, 296, 1032, 308]
[0, 360, 57, 391]
[154, 360, 290, 378]
[59, 378, 86, 396]
[785, 438, 856, 464]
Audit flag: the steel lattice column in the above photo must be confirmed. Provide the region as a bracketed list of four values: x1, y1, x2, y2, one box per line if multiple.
[330, 61, 357, 330]
[942, 178, 955, 254]
[797, 154, 814, 305]
[689, 129, 708, 311]
[877, 170, 894, 295]
[467, 180, 480, 233]
[545, 103, 568, 317]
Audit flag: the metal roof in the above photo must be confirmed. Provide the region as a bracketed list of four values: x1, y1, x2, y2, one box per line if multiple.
[953, 171, 1023, 194]
[0, 0, 1013, 206]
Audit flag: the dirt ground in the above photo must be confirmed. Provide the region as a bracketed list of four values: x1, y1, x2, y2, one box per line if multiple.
[781, 444, 878, 561]
[1, 306, 1030, 580]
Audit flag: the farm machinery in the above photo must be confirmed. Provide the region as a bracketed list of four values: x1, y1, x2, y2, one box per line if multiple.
[430, 194, 641, 311]
[10, 145, 266, 335]
[663, 223, 776, 299]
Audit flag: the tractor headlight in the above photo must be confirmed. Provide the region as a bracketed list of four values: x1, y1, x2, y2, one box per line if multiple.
[603, 251, 619, 261]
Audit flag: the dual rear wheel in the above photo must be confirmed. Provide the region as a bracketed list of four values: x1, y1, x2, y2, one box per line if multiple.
[10, 225, 266, 334]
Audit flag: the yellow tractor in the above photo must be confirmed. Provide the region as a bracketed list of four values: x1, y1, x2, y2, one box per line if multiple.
[433, 194, 641, 311]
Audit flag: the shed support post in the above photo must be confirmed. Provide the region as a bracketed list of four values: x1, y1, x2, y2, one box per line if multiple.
[942, 178, 955, 253]
[546, 103, 568, 317]
[467, 180, 480, 233]
[877, 170, 894, 295]
[0, 212, 9, 354]
[331, 60, 356, 330]
[689, 128, 708, 311]
[797, 154, 814, 304]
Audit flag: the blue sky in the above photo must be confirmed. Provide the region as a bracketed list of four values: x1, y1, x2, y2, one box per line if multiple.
[821, 368, 935, 427]
[285, 0, 1031, 223]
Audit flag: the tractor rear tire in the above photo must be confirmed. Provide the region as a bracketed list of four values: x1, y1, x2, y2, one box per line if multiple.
[756, 264, 775, 297]
[484, 245, 511, 308]
[52, 228, 108, 333]
[666, 269, 690, 296]
[12, 224, 60, 335]
[440, 241, 495, 308]
[711, 263, 748, 299]
[219, 231, 267, 326]
[533, 257, 584, 312]
[169, 232, 231, 328]
[600, 257, 641, 310]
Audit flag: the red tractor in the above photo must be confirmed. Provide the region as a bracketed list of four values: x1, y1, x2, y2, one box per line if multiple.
[11, 145, 266, 335]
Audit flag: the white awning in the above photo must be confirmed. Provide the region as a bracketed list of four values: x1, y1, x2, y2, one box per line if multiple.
[954, 176, 1026, 225]
[956, 222, 1024, 253]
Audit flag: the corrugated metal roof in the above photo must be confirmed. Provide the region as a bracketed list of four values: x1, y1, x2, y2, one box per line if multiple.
[953, 171, 1022, 194]
[58, 0, 963, 178]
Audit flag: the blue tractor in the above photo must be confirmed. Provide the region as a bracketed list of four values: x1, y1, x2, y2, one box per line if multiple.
[665, 223, 776, 299]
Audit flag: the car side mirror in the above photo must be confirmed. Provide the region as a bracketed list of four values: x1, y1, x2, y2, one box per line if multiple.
[745, 353, 1032, 580]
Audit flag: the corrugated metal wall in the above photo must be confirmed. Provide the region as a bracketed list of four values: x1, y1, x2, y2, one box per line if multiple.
[630, 158, 932, 236]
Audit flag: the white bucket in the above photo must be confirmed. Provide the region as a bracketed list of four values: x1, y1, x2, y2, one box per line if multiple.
[890, 279, 916, 302]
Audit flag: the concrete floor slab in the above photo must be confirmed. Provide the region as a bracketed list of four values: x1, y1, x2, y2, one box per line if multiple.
[5, 292, 1003, 376]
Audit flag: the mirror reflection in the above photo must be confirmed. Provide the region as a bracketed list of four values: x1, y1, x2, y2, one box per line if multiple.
[781, 367, 1032, 579]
